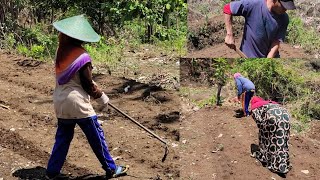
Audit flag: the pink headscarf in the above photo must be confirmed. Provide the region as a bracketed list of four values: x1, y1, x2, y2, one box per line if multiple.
[234, 72, 242, 79]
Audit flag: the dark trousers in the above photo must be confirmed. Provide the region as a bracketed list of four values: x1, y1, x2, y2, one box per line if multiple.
[46, 115, 116, 176]
[241, 90, 255, 116]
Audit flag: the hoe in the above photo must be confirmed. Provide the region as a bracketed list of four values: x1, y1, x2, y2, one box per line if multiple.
[108, 103, 169, 162]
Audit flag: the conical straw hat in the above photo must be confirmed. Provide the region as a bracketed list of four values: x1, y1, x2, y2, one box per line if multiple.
[53, 14, 101, 42]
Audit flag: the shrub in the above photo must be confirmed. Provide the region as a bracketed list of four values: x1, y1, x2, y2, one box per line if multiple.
[17, 44, 29, 56]
[286, 15, 320, 54]
[232, 59, 306, 102]
[2, 33, 16, 50]
[30, 45, 45, 59]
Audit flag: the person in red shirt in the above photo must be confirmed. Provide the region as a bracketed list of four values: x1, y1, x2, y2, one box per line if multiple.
[223, 0, 296, 58]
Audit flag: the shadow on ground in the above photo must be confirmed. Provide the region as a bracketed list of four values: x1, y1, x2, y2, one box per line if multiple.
[12, 166, 107, 180]
[234, 109, 245, 118]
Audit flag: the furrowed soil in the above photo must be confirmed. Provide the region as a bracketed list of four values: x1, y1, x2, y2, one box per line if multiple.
[180, 106, 320, 180]
[187, 14, 311, 58]
[0, 52, 181, 180]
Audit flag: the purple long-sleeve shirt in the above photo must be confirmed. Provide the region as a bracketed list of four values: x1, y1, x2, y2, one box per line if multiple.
[230, 0, 289, 58]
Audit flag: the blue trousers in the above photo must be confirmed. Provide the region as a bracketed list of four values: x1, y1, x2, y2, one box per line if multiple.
[46, 115, 116, 176]
[241, 90, 255, 116]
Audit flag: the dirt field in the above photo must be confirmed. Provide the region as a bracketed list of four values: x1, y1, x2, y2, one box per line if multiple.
[180, 105, 320, 180]
[0, 51, 181, 179]
[187, 14, 311, 59]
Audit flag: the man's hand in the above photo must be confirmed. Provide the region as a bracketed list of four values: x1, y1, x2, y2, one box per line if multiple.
[225, 34, 236, 50]
[224, 12, 235, 50]
[267, 40, 280, 58]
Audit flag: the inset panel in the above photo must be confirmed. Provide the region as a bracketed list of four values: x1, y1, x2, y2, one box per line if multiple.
[180, 58, 320, 179]
[187, 1, 319, 58]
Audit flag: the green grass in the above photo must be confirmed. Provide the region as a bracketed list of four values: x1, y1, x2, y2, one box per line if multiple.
[180, 86, 217, 108]
[287, 13, 320, 54]
[290, 120, 310, 134]
[154, 34, 187, 56]
[196, 95, 216, 108]
[84, 37, 124, 69]
[180, 86, 209, 98]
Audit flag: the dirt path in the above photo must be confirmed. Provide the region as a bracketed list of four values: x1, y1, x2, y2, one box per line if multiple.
[187, 15, 310, 58]
[180, 105, 320, 180]
[0, 52, 181, 179]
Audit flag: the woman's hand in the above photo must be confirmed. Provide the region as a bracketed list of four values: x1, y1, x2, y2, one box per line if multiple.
[229, 96, 240, 103]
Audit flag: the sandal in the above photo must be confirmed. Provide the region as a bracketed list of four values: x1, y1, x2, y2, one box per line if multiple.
[106, 165, 129, 179]
[45, 173, 69, 180]
[113, 165, 129, 178]
[250, 152, 256, 158]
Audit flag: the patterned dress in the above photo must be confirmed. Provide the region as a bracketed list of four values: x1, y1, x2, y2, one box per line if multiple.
[251, 103, 291, 174]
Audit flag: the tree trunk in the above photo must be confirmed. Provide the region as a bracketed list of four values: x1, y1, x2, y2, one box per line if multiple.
[147, 24, 153, 43]
[216, 83, 223, 106]
[51, 0, 54, 24]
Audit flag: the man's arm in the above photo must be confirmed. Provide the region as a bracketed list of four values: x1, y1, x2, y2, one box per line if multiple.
[270, 14, 289, 58]
[224, 3, 236, 49]
[224, 0, 250, 50]
[224, 13, 236, 49]
[267, 40, 280, 58]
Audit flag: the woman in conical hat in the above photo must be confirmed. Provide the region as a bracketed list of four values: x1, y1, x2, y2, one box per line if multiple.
[46, 15, 128, 179]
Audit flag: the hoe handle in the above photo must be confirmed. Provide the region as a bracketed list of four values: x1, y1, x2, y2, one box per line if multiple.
[108, 102, 168, 145]
[234, 47, 248, 58]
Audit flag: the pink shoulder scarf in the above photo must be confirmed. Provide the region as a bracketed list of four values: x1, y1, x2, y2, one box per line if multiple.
[251, 96, 278, 110]
[55, 52, 91, 85]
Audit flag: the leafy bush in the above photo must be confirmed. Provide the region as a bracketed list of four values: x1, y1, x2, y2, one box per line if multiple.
[1, 33, 16, 50]
[212, 58, 231, 86]
[16, 43, 46, 60]
[122, 20, 145, 48]
[121, 18, 187, 56]
[12, 25, 58, 59]
[30, 45, 45, 59]
[153, 30, 187, 56]
[22, 25, 57, 52]
[232, 59, 306, 102]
